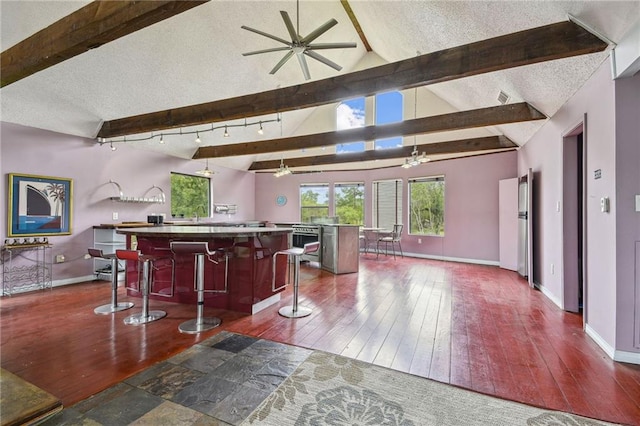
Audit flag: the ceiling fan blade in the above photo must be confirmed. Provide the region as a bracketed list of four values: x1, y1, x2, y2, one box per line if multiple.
[301, 19, 338, 44]
[241, 25, 290, 45]
[305, 50, 342, 72]
[296, 52, 311, 80]
[307, 42, 357, 50]
[280, 11, 301, 44]
[242, 46, 292, 56]
[270, 50, 295, 75]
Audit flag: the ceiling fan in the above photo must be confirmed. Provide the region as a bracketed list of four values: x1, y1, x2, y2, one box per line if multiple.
[241, 0, 356, 80]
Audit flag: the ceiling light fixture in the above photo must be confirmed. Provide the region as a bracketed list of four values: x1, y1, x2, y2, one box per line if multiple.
[257, 122, 264, 135]
[110, 142, 116, 151]
[96, 114, 281, 148]
[196, 159, 215, 177]
[401, 88, 430, 169]
[273, 158, 292, 177]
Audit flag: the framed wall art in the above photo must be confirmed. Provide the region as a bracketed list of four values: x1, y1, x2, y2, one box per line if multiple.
[7, 173, 73, 237]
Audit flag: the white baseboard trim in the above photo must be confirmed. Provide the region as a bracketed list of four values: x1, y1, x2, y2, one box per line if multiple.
[585, 324, 640, 364]
[363, 250, 499, 266]
[536, 283, 564, 310]
[585, 324, 616, 359]
[252, 293, 280, 314]
[52, 275, 99, 288]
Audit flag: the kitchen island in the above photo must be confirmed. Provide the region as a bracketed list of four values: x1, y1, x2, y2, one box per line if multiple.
[116, 226, 292, 314]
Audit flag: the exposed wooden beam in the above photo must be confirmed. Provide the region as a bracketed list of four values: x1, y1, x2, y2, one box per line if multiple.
[1, 1, 209, 87]
[340, 0, 372, 52]
[98, 20, 606, 138]
[249, 136, 517, 170]
[193, 102, 544, 159]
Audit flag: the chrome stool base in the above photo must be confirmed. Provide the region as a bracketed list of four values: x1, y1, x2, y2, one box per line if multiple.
[279, 305, 312, 318]
[94, 302, 134, 315]
[178, 317, 221, 334]
[123, 310, 167, 325]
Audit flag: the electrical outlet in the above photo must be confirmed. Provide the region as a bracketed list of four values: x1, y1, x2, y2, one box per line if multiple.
[55, 254, 65, 263]
[83, 254, 92, 260]
[550, 263, 555, 275]
[418, 238, 422, 244]
[112, 212, 119, 220]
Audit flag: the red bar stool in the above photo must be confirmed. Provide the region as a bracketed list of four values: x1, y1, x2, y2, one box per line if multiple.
[170, 241, 229, 334]
[116, 249, 167, 325]
[88, 248, 134, 314]
[272, 241, 319, 318]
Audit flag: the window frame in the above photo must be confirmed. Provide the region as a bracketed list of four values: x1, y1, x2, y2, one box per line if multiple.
[299, 183, 330, 223]
[334, 181, 365, 225]
[170, 172, 211, 219]
[408, 175, 445, 237]
[372, 179, 403, 230]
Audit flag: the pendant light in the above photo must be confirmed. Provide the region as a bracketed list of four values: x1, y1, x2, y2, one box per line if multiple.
[401, 87, 430, 168]
[196, 159, 214, 177]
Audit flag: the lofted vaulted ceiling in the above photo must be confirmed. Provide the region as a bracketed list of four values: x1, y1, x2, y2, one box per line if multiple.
[1, 1, 638, 173]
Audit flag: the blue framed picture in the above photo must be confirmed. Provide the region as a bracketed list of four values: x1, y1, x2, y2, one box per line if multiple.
[8, 173, 73, 237]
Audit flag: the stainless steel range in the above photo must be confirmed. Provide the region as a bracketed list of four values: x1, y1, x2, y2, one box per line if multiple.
[292, 224, 322, 263]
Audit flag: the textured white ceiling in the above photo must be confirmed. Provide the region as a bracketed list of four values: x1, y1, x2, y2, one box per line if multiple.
[1, 1, 638, 171]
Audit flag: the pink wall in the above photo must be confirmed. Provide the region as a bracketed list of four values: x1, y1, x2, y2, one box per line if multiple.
[614, 72, 640, 352]
[519, 57, 640, 357]
[256, 151, 518, 263]
[1, 122, 256, 284]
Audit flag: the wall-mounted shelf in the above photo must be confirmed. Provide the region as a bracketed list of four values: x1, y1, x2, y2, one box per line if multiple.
[108, 180, 165, 204]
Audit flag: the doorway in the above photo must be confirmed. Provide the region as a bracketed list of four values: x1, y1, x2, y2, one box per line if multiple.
[562, 121, 586, 314]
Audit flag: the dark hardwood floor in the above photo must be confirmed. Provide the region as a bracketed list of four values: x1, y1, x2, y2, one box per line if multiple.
[1, 255, 639, 425]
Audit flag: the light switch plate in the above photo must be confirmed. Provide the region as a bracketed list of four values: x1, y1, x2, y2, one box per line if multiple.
[636, 195, 640, 212]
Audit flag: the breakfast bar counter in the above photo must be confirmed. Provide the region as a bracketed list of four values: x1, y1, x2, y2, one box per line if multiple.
[116, 226, 293, 314]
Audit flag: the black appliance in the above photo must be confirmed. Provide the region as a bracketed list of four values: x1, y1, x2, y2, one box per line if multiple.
[292, 224, 322, 263]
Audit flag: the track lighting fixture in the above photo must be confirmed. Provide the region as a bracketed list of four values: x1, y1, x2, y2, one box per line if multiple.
[110, 142, 116, 151]
[96, 114, 281, 148]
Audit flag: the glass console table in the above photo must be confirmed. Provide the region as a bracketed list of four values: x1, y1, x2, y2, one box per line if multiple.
[1, 243, 52, 295]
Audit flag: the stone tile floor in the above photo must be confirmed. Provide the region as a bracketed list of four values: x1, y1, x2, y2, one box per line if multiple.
[41, 331, 313, 425]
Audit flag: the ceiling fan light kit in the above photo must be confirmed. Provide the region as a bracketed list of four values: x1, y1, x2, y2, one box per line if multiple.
[241, 0, 356, 80]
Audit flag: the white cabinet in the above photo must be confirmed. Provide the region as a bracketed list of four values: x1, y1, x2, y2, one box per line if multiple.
[92, 227, 126, 280]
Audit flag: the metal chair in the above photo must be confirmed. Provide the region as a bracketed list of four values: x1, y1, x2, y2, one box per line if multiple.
[170, 241, 229, 333]
[377, 224, 404, 259]
[88, 248, 134, 314]
[116, 250, 168, 325]
[272, 241, 320, 318]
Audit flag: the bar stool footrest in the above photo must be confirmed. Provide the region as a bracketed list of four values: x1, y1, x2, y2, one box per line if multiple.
[94, 302, 134, 315]
[178, 317, 221, 334]
[123, 310, 166, 325]
[279, 306, 312, 318]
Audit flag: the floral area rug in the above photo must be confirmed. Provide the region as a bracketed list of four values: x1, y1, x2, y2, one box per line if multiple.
[242, 351, 616, 426]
